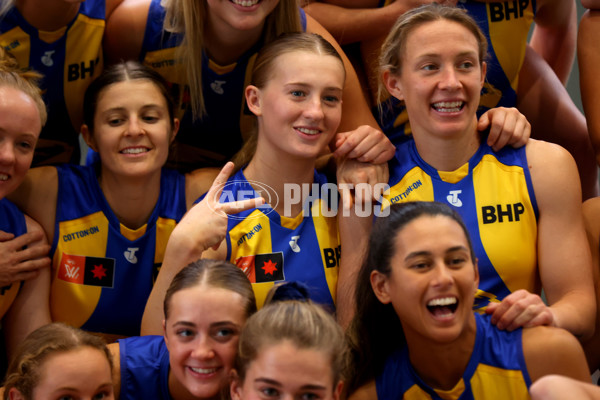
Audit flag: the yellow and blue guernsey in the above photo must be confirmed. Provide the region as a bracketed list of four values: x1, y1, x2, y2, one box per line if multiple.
[50, 165, 187, 336]
[384, 139, 539, 310]
[375, 313, 532, 400]
[376, 0, 536, 144]
[0, 1, 105, 166]
[0, 199, 27, 319]
[221, 169, 340, 310]
[140, 0, 307, 170]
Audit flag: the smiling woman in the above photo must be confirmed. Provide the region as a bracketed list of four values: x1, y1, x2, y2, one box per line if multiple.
[346, 201, 590, 400]
[6, 62, 238, 340]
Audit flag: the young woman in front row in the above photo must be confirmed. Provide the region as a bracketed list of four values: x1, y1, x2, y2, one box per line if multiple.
[379, 4, 595, 338]
[230, 300, 346, 400]
[3, 322, 115, 400]
[346, 202, 590, 400]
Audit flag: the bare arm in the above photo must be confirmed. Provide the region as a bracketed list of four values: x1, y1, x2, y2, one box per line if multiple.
[523, 326, 590, 383]
[3, 216, 51, 362]
[578, 9, 600, 166]
[581, 197, 600, 371]
[141, 163, 263, 335]
[529, 140, 595, 339]
[6, 166, 58, 245]
[530, 375, 600, 400]
[529, 0, 577, 85]
[104, 0, 151, 64]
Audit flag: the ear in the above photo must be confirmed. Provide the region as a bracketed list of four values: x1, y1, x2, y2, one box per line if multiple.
[245, 85, 263, 117]
[480, 62, 487, 88]
[382, 70, 404, 102]
[332, 380, 344, 400]
[370, 270, 392, 304]
[81, 124, 98, 152]
[8, 388, 25, 400]
[170, 118, 180, 143]
[230, 369, 243, 400]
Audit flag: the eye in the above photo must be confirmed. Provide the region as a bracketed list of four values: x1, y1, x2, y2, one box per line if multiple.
[142, 113, 160, 123]
[107, 117, 124, 126]
[323, 95, 340, 105]
[447, 256, 467, 268]
[93, 391, 111, 400]
[260, 386, 280, 398]
[458, 61, 475, 70]
[176, 328, 195, 339]
[58, 396, 73, 400]
[421, 63, 438, 71]
[410, 261, 430, 271]
[291, 90, 306, 98]
[301, 393, 321, 400]
[17, 141, 33, 151]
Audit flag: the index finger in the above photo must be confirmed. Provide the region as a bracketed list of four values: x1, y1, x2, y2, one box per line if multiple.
[205, 161, 236, 202]
[220, 197, 265, 215]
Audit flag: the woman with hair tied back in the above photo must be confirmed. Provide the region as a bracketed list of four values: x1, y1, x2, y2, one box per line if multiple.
[230, 300, 346, 400]
[346, 201, 590, 400]
[379, 3, 595, 339]
[3, 322, 115, 400]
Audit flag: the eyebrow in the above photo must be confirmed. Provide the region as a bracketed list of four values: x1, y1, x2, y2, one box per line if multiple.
[415, 50, 479, 60]
[284, 83, 343, 92]
[405, 246, 469, 261]
[100, 104, 163, 114]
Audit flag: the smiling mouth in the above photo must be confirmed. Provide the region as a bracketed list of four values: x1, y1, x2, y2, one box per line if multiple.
[0, 174, 8, 181]
[427, 296, 458, 317]
[120, 147, 149, 155]
[296, 127, 321, 136]
[432, 101, 464, 113]
[230, 0, 261, 6]
[189, 366, 219, 374]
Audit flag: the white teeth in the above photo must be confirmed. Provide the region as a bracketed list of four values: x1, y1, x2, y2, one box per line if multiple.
[190, 367, 218, 374]
[231, 0, 259, 6]
[0, 174, 8, 181]
[297, 127, 320, 135]
[433, 101, 463, 112]
[121, 148, 148, 154]
[427, 297, 457, 307]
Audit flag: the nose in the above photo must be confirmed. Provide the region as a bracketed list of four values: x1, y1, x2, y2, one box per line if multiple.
[126, 116, 145, 137]
[304, 96, 325, 122]
[191, 336, 216, 360]
[431, 262, 453, 288]
[439, 67, 461, 90]
[0, 141, 16, 166]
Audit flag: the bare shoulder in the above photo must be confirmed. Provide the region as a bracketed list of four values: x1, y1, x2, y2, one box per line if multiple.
[104, 0, 152, 63]
[523, 326, 589, 382]
[347, 380, 378, 400]
[185, 167, 220, 208]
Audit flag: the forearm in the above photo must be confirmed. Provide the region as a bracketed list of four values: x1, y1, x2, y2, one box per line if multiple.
[303, 2, 408, 45]
[549, 290, 596, 340]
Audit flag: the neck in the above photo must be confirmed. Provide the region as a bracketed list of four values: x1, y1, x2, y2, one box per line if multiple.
[98, 168, 162, 230]
[244, 146, 316, 218]
[413, 119, 481, 172]
[405, 315, 477, 391]
[16, 0, 81, 31]
[203, 18, 264, 65]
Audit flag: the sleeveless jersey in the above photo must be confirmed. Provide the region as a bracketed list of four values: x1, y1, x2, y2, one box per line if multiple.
[0, 1, 105, 166]
[117, 335, 171, 400]
[376, 0, 536, 144]
[0, 199, 27, 319]
[384, 139, 539, 310]
[376, 313, 532, 400]
[140, 0, 308, 170]
[50, 165, 187, 336]
[220, 169, 340, 309]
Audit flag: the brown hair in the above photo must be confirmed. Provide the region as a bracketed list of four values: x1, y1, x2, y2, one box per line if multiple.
[3, 323, 113, 400]
[234, 301, 347, 388]
[83, 61, 176, 134]
[163, 259, 257, 321]
[0, 48, 47, 126]
[378, 3, 488, 103]
[232, 32, 345, 168]
[161, 0, 302, 119]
